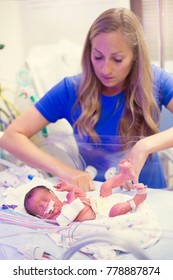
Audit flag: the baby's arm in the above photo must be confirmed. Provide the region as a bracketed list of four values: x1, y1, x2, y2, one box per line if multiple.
[54, 178, 86, 195]
[66, 188, 86, 204]
[54, 178, 86, 203]
[54, 178, 75, 192]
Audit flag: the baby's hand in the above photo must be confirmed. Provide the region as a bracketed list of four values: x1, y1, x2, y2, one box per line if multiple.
[54, 178, 74, 192]
[66, 189, 76, 204]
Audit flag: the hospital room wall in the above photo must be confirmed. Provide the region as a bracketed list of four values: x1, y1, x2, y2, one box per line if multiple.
[130, 0, 173, 131]
[0, 1, 26, 87]
[0, 0, 130, 89]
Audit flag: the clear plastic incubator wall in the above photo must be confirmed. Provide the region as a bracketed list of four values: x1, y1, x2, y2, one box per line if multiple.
[0, 134, 173, 260]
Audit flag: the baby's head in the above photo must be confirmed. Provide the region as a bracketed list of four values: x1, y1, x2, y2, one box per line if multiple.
[24, 185, 64, 219]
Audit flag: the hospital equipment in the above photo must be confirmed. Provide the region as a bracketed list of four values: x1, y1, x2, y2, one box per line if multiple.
[15, 69, 48, 138]
[62, 233, 149, 260]
[0, 142, 173, 260]
[33, 133, 173, 188]
[0, 37, 173, 259]
[0, 44, 5, 50]
[159, 149, 173, 189]
[44, 199, 55, 216]
[56, 198, 85, 226]
[0, 85, 20, 130]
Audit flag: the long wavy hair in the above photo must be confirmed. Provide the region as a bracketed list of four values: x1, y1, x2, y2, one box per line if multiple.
[73, 8, 160, 144]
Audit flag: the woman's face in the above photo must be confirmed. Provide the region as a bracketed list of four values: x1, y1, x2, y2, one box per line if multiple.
[91, 31, 134, 95]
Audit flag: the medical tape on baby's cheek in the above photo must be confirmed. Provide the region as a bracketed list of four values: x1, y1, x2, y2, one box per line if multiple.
[44, 199, 54, 214]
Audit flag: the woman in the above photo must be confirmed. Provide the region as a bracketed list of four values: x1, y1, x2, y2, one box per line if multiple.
[1, 8, 173, 190]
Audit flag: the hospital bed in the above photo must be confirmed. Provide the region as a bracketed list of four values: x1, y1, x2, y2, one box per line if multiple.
[0, 141, 173, 260]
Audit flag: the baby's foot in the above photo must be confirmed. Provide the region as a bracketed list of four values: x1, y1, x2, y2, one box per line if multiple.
[118, 159, 136, 181]
[133, 183, 147, 206]
[136, 183, 147, 194]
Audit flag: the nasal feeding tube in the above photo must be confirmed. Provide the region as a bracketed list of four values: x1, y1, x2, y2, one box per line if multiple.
[44, 200, 55, 216]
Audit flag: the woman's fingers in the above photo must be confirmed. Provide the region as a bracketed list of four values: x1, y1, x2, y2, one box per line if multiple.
[72, 171, 95, 191]
[120, 180, 136, 191]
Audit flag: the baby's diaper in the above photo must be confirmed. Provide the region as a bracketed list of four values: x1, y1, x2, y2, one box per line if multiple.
[90, 194, 132, 218]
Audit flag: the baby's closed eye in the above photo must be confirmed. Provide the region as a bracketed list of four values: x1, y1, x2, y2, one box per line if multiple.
[36, 204, 46, 216]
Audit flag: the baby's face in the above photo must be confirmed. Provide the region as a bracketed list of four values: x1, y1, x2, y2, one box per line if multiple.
[29, 189, 64, 219]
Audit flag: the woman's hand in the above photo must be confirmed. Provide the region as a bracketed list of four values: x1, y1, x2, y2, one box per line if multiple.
[125, 138, 149, 183]
[58, 167, 95, 192]
[54, 177, 86, 196]
[119, 181, 136, 191]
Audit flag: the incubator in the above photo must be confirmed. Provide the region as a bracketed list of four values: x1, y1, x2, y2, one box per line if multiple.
[31, 133, 173, 189]
[0, 134, 173, 260]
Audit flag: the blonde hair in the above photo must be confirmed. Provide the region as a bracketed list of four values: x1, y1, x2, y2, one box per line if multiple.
[73, 8, 160, 144]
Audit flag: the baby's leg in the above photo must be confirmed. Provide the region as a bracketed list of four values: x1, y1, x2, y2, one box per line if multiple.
[133, 183, 147, 207]
[109, 183, 147, 217]
[118, 159, 136, 181]
[100, 159, 136, 197]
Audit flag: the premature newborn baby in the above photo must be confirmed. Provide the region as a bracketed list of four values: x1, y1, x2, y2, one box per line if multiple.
[24, 160, 147, 225]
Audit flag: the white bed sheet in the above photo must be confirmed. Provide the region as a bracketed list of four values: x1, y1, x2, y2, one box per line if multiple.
[0, 179, 173, 260]
[119, 188, 173, 260]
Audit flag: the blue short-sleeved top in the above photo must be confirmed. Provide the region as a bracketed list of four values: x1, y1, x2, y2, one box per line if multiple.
[35, 65, 173, 188]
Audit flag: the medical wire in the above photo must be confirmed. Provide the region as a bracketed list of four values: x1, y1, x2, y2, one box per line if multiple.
[0, 224, 149, 260]
[0, 85, 21, 132]
[1, 208, 171, 260]
[0, 241, 59, 260]
[0, 87, 20, 116]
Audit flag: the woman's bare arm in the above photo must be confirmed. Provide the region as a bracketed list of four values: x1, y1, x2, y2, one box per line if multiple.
[127, 127, 173, 182]
[0, 106, 94, 191]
